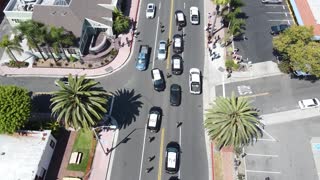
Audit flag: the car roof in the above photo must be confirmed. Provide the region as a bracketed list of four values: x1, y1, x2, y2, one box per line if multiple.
[191, 73, 200, 82]
[152, 69, 162, 80]
[148, 113, 158, 127]
[174, 35, 182, 46]
[159, 41, 166, 49]
[176, 11, 184, 20]
[173, 58, 181, 69]
[167, 152, 177, 168]
[302, 99, 317, 106]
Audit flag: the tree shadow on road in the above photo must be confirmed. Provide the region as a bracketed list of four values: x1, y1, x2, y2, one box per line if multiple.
[111, 89, 143, 129]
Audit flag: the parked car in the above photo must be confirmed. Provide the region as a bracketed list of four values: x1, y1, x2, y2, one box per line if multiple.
[170, 84, 181, 106]
[293, 70, 310, 77]
[171, 54, 183, 75]
[158, 40, 167, 60]
[190, 7, 199, 25]
[136, 45, 149, 71]
[146, 3, 156, 19]
[169, 177, 179, 180]
[261, 0, 282, 3]
[189, 68, 201, 94]
[270, 24, 289, 35]
[165, 142, 180, 174]
[298, 98, 320, 110]
[54, 77, 69, 86]
[147, 107, 162, 132]
[151, 68, 165, 91]
[173, 34, 183, 54]
[175, 10, 186, 27]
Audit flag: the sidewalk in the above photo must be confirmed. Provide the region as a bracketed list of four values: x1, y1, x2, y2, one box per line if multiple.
[0, 0, 141, 78]
[89, 129, 119, 180]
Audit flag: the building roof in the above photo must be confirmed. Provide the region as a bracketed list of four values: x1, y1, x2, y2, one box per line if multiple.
[290, 0, 320, 39]
[32, 0, 114, 37]
[0, 130, 54, 180]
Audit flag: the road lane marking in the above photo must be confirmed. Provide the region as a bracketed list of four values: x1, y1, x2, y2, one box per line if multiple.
[138, 124, 148, 180]
[159, 2, 161, 10]
[152, 16, 160, 69]
[157, 128, 165, 180]
[184, 2, 185, 9]
[246, 170, 281, 174]
[265, 12, 290, 14]
[166, 0, 175, 70]
[246, 153, 279, 157]
[282, 5, 285, 10]
[179, 124, 182, 178]
[242, 92, 270, 98]
[268, 19, 294, 21]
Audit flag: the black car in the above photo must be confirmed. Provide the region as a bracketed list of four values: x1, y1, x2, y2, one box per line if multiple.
[175, 10, 186, 27]
[173, 34, 183, 54]
[270, 24, 290, 35]
[165, 141, 180, 174]
[54, 77, 69, 86]
[147, 107, 162, 133]
[170, 84, 181, 106]
[151, 68, 165, 91]
[169, 176, 179, 180]
[171, 54, 183, 75]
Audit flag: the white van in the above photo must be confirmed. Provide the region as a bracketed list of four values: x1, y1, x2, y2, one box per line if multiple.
[261, 0, 282, 4]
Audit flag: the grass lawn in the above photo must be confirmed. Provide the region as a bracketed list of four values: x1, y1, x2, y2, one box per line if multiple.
[67, 129, 93, 172]
[214, 152, 224, 180]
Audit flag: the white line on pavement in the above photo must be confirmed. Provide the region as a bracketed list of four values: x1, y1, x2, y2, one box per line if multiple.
[246, 153, 279, 157]
[285, 12, 288, 17]
[152, 16, 160, 69]
[138, 124, 148, 180]
[179, 125, 182, 178]
[159, 2, 161, 10]
[264, 4, 284, 7]
[184, 2, 186, 9]
[268, 19, 293, 21]
[246, 170, 281, 174]
[106, 129, 119, 180]
[282, 5, 285, 10]
[265, 12, 290, 14]
[243, 148, 248, 180]
[257, 138, 277, 142]
[260, 127, 278, 142]
[108, 96, 115, 116]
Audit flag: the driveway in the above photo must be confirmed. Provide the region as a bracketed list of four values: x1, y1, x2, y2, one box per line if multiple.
[234, 0, 294, 63]
[244, 117, 320, 180]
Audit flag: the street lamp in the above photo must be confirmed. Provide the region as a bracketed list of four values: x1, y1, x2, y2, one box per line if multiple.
[92, 125, 117, 155]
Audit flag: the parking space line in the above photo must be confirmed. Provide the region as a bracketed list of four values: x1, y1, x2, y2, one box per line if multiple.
[268, 19, 294, 22]
[152, 16, 160, 69]
[246, 153, 279, 157]
[243, 92, 269, 98]
[246, 170, 281, 174]
[259, 128, 278, 142]
[265, 12, 290, 14]
[264, 4, 284, 7]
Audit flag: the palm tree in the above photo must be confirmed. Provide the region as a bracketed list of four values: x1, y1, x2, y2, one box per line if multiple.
[0, 35, 23, 62]
[49, 26, 75, 60]
[14, 20, 47, 60]
[50, 75, 109, 130]
[113, 8, 130, 35]
[204, 93, 262, 150]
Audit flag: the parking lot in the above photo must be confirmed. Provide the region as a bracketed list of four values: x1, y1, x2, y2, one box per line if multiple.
[244, 117, 320, 180]
[234, 0, 295, 63]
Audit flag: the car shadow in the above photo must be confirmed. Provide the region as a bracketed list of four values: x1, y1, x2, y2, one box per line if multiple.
[111, 89, 143, 129]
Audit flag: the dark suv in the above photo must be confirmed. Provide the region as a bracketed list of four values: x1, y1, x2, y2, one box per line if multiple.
[170, 84, 181, 106]
[165, 142, 180, 174]
[270, 24, 290, 35]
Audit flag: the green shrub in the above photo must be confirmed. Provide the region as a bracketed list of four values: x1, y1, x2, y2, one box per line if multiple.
[225, 59, 235, 69]
[278, 60, 291, 74]
[69, 55, 77, 62]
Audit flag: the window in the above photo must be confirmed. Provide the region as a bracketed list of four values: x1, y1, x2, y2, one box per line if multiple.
[50, 140, 55, 149]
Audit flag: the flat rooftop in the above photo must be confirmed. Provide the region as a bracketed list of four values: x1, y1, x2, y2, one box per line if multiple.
[0, 130, 52, 180]
[5, 0, 70, 12]
[290, 0, 320, 39]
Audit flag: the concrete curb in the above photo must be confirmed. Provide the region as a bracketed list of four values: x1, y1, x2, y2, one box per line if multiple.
[106, 129, 119, 180]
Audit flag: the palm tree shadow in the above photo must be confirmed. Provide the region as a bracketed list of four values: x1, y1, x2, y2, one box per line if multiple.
[111, 89, 143, 129]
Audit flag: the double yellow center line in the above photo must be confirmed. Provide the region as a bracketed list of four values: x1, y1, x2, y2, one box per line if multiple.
[166, 0, 175, 70]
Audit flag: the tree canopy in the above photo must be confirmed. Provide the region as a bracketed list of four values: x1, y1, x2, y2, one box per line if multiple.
[113, 8, 130, 35]
[273, 25, 320, 76]
[50, 75, 109, 130]
[204, 93, 262, 150]
[0, 85, 31, 134]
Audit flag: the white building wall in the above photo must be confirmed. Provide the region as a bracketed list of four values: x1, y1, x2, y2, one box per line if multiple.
[36, 134, 57, 178]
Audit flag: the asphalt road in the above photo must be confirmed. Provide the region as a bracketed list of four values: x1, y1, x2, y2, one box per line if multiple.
[215, 75, 320, 114]
[0, 0, 209, 179]
[234, 0, 294, 63]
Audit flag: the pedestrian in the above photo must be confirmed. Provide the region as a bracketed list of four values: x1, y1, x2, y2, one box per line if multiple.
[149, 136, 155, 142]
[217, 35, 220, 40]
[208, 12, 211, 19]
[148, 156, 155, 162]
[176, 121, 182, 128]
[166, 73, 172, 78]
[145, 167, 153, 173]
[241, 153, 247, 158]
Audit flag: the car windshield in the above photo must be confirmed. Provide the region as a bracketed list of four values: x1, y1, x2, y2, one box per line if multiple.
[191, 82, 200, 91]
[147, 8, 153, 12]
[313, 99, 319, 105]
[192, 15, 198, 21]
[159, 49, 165, 54]
[154, 79, 163, 85]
